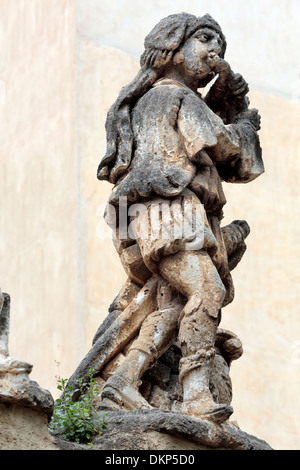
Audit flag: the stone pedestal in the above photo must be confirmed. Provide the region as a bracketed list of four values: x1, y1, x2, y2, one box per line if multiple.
[54, 409, 273, 451]
[0, 353, 56, 450]
[0, 291, 55, 450]
[91, 409, 273, 451]
[0, 403, 57, 451]
[0, 292, 53, 416]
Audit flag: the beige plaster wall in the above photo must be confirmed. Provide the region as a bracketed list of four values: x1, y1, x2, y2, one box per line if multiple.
[0, 0, 80, 391]
[222, 91, 300, 450]
[1, 0, 300, 451]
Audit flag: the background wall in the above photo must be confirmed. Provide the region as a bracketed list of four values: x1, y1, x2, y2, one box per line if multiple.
[0, 0, 299, 450]
[0, 0, 82, 395]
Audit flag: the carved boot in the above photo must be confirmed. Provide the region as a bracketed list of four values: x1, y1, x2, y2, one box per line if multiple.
[100, 349, 153, 411]
[181, 357, 233, 424]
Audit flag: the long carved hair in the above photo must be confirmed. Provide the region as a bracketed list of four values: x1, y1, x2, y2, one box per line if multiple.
[97, 13, 226, 184]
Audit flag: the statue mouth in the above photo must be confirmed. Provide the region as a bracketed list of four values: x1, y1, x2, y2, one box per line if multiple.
[207, 52, 220, 64]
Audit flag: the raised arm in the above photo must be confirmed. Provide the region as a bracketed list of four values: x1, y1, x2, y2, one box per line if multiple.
[204, 58, 250, 123]
[178, 81, 264, 183]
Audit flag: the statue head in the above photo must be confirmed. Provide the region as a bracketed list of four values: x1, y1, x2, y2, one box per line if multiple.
[97, 13, 226, 184]
[141, 13, 226, 70]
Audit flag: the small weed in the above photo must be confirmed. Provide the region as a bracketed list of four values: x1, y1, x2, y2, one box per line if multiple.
[49, 365, 107, 445]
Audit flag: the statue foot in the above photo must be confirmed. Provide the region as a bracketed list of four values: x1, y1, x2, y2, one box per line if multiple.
[182, 399, 233, 424]
[97, 396, 123, 411]
[100, 376, 153, 411]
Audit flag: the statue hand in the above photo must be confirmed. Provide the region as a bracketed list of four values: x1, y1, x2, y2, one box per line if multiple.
[227, 73, 249, 98]
[210, 58, 232, 81]
[238, 108, 261, 131]
[211, 59, 249, 98]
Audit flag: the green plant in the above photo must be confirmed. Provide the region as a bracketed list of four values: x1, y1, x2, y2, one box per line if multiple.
[49, 367, 107, 444]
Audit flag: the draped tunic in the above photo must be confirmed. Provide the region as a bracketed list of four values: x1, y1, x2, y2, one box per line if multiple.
[106, 79, 264, 306]
[108, 78, 264, 214]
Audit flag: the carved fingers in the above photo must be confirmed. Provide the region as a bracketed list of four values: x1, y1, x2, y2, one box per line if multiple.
[209, 60, 249, 102]
[238, 108, 261, 131]
[228, 73, 249, 98]
[141, 48, 173, 69]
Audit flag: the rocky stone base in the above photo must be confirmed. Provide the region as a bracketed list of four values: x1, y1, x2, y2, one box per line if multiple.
[90, 410, 273, 451]
[0, 363, 54, 418]
[0, 402, 273, 450]
[0, 403, 58, 450]
[55, 409, 273, 451]
[0, 291, 273, 451]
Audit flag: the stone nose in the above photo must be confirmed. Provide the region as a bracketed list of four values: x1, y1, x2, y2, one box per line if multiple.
[208, 39, 222, 55]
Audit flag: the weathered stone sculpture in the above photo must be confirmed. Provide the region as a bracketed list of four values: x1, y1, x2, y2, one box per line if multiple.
[67, 12, 264, 428]
[0, 289, 53, 416]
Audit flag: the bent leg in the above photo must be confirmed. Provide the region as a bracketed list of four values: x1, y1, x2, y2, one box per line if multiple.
[159, 249, 225, 357]
[159, 249, 233, 423]
[100, 281, 184, 411]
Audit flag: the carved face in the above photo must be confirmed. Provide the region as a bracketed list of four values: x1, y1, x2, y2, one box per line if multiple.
[175, 27, 223, 81]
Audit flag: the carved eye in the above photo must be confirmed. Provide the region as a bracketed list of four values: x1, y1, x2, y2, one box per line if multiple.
[200, 34, 209, 42]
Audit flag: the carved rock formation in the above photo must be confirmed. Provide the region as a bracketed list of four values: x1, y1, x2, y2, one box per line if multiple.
[0, 291, 53, 417]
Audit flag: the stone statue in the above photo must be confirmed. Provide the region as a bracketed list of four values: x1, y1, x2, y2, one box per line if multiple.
[0, 289, 53, 415]
[66, 12, 264, 425]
